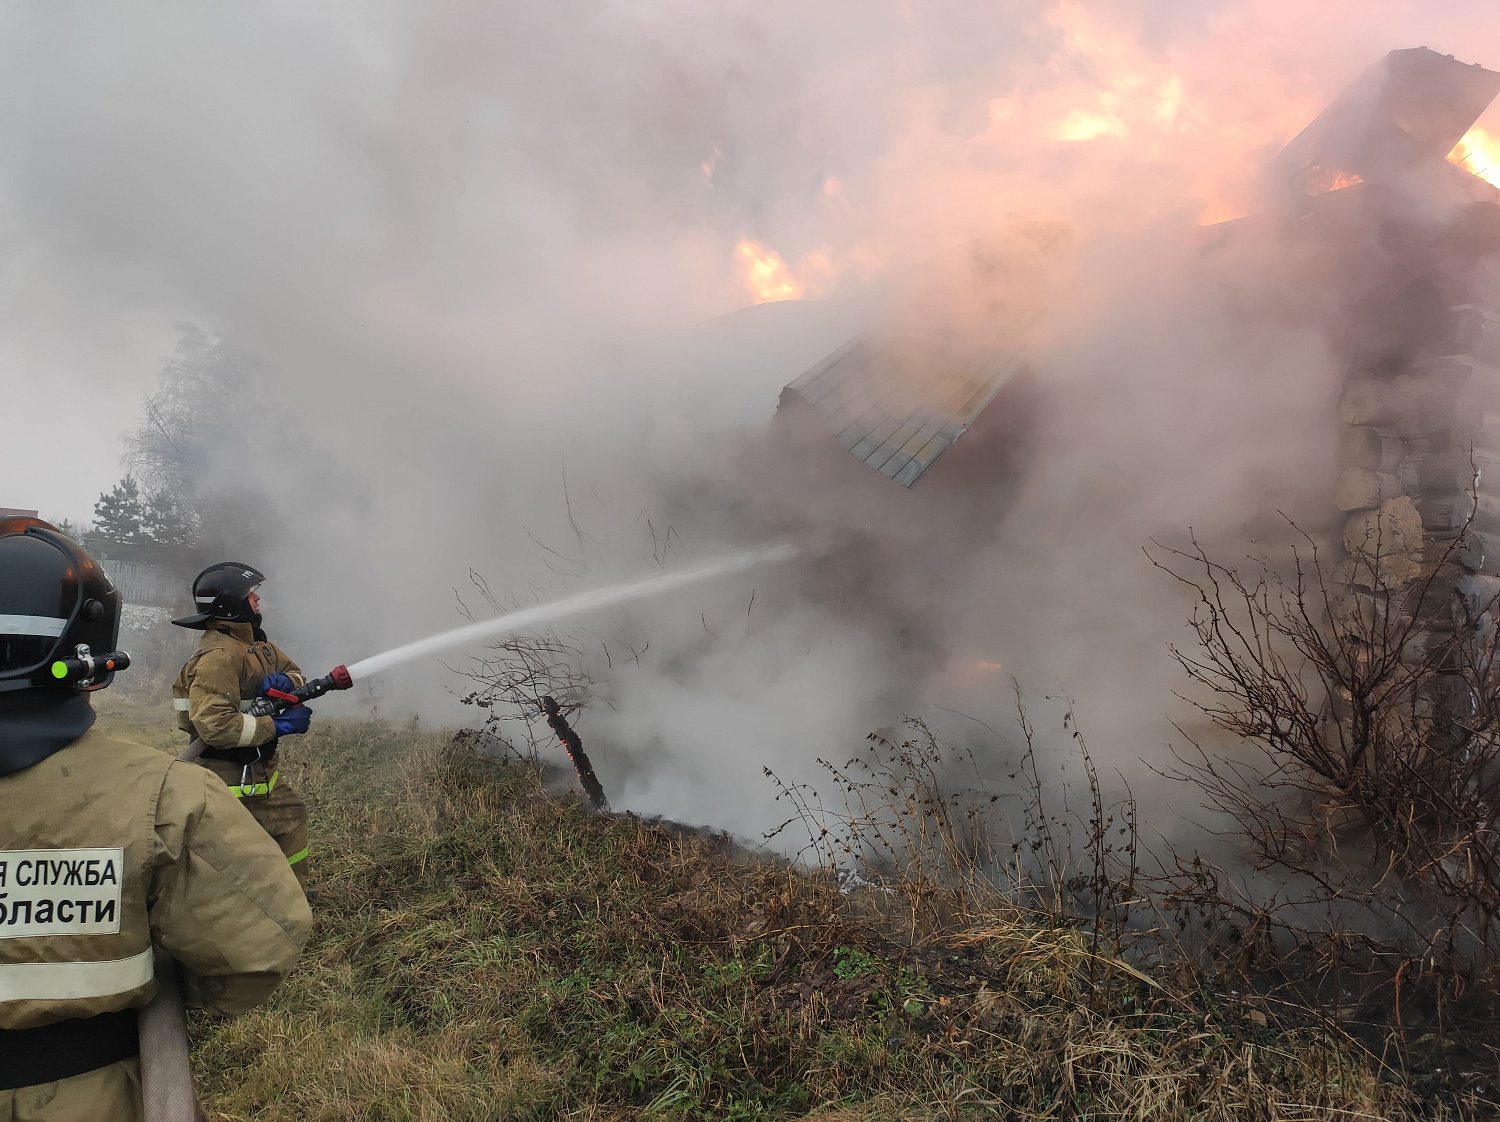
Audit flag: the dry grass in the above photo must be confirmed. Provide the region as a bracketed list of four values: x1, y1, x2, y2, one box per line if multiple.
[85, 695, 1481, 1120]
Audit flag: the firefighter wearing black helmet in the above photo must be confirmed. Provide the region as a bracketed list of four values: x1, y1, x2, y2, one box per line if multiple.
[0, 518, 310, 1120]
[171, 562, 316, 893]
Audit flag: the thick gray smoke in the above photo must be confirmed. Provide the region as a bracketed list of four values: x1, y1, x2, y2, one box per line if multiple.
[4, 2, 1500, 843]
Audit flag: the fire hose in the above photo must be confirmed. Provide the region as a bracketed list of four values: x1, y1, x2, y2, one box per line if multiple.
[138, 950, 195, 1122]
[141, 670, 612, 1114]
[135, 665, 355, 1121]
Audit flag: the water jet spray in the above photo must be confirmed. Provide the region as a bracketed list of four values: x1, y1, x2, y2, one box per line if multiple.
[178, 540, 803, 773]
[342, 539, 802, 681]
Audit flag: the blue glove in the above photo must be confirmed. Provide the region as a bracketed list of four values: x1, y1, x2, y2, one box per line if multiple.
[272, 705, 312, 738]
[259, 673, 295, 697]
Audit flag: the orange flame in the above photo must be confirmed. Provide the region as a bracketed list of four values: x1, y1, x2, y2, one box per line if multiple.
[1449, 126, 1500, 189]
[735, 240, 803, 303]
[1042, 3, 1185, 146]
[1307, 166, 1363, 196]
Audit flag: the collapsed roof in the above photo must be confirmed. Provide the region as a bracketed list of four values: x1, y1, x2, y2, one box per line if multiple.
[1267, 46, 1500, 206]
[774, 230, 1050, 489]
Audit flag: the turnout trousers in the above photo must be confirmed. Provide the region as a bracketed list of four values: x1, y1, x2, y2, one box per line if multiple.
[197, 756, 311, 887]
[0, 1059, 142, 1122]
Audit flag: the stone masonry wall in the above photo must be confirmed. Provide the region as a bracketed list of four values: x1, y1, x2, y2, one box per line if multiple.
[1336, 255, 1500, 671]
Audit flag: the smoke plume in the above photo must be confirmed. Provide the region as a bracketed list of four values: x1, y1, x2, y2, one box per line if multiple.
[6, 1, 1500, 844]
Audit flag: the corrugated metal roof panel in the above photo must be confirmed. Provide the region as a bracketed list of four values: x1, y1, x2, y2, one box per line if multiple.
[781, 335, 1024, 487]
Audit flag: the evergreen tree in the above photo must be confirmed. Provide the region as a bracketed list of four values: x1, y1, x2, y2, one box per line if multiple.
[50, 518, 85, 544]
[140, 491, 194, 548]
[92, 476, 146, 546]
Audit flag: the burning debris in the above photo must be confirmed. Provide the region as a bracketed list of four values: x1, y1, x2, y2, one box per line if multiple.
[1265, 46, 1500, 214]
[1205, 50, 1500, 631]
[735, 240, 803, 304]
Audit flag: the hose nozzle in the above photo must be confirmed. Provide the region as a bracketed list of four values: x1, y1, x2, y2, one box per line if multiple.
[248, 664, 355, 717]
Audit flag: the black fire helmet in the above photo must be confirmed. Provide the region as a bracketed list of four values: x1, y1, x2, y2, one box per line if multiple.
[0, 518, 123, 693]
[172, 561, 266, 629]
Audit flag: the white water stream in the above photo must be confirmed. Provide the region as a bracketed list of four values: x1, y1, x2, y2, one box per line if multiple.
[342, 540, 802, 681]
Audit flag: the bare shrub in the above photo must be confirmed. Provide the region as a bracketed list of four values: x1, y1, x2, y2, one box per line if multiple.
[451, 568, 598, 761]
[1150, 519, 1500, 994]
[112, 604, 198, 697]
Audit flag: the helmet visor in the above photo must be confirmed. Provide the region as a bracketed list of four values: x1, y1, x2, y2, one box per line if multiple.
[0, 631, 65, 676]
[0, 535, 78, 676]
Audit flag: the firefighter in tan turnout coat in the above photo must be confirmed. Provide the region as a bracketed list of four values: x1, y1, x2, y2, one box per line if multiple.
[0, 518, 310, 1121]
[172, 562, 317, 893]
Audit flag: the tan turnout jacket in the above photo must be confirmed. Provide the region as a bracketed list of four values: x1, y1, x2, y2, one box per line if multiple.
[0, 728, 311, 1031]
[172, 621, 304, 750]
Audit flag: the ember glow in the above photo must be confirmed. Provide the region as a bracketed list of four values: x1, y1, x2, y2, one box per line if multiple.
[1307, 166, 1364, 195]
[735, 240, 802, 304]
[1450, 126, 1500, 188]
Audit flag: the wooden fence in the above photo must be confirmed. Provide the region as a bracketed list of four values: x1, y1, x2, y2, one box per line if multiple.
[101, 559, 178, 607]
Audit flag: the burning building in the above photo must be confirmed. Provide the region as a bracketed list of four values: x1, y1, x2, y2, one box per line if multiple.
[777, 46, 1500, 685]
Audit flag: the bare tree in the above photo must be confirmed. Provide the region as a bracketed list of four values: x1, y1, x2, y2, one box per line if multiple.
[127, 327, 271, 562]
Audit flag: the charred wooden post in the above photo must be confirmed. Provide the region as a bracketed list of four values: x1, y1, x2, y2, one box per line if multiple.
[541, 694, 608, 810]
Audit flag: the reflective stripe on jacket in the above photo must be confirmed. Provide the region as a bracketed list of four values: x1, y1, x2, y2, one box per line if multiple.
[0, 729, 311, 1030]
[171, 621, 304, 750]
[228, 770, 279, 798]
